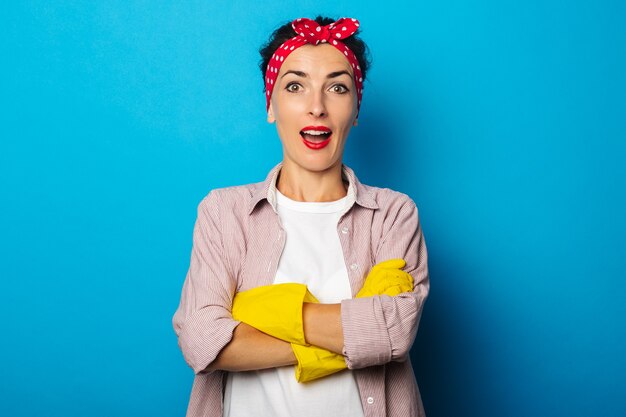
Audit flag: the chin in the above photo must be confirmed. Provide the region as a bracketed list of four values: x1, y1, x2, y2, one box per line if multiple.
[296, 154, 342, 173]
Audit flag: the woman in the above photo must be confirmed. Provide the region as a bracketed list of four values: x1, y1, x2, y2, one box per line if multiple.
[173, 16, 429, 417]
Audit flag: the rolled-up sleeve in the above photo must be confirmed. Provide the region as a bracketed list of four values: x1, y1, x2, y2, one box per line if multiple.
[172, 190, 240, 374]
[341, 197, 429, 369]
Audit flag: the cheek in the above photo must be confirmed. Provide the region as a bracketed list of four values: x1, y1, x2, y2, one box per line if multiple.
[333, 95, 358, 120]
[276, 114, 298, 134]
[273, 98, 301, 123]
[274, 114, 300, 145]
[338, 109, 358, 131]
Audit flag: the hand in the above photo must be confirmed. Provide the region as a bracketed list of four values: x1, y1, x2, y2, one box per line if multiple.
[356, 258, 413, 298]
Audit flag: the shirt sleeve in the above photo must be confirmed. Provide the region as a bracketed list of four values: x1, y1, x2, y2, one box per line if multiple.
[340, 196, 430, 369]
[172, 190, 241, 374]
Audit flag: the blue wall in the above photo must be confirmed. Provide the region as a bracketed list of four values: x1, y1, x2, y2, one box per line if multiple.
[1, 1, 624, 416]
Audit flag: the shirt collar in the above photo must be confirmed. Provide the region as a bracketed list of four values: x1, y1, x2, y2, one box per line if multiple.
[247, 161, 379, 215]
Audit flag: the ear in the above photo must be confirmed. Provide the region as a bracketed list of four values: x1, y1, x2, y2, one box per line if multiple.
[352, 117, 358, 127]
[267, 102, 276, 124]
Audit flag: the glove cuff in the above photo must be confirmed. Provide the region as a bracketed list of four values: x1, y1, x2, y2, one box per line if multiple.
[232, 283, 318, 345]
[291, 343, 347, 383]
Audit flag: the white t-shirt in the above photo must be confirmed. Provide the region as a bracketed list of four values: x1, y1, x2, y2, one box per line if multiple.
[223, 189, 364, 417]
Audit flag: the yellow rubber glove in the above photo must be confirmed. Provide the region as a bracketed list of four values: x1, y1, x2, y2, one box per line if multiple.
[293, 258, 414, 383]
[291, 342, 348, 382]
[356, 258, 414, 297]
[231, 283, 319, 345]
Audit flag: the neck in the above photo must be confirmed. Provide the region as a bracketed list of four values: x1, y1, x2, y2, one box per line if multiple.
[276, 160, 348, 202]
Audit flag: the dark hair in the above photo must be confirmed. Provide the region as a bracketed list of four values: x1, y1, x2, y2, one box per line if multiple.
[258, 16, 372, 93]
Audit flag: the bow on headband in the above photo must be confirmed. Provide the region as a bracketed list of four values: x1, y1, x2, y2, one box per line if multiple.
[265, 17, 364, 115]
[292, 17, 360, 45]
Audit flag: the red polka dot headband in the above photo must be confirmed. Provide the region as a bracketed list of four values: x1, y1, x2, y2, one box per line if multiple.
[265, 17, 364, 115]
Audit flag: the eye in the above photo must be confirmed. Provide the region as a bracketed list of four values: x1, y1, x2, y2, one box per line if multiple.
[331, 84, 349, 94]
[285, 82, 302, 93]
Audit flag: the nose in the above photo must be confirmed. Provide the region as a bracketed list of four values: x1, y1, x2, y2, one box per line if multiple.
[308, 89, 327, 118]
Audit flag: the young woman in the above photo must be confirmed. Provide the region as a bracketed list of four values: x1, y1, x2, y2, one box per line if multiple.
[173, 16, 430, 417]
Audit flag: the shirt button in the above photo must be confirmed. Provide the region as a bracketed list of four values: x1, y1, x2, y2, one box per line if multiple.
[366, 397, 374, 405]
[341, 226, 349, 234]
[350, 263, 358, 271]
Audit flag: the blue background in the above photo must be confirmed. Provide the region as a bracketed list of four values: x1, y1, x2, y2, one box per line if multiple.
[1, 1, 625, 416]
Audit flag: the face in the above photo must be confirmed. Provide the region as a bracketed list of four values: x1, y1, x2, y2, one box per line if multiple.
[267, 43, 358, 174]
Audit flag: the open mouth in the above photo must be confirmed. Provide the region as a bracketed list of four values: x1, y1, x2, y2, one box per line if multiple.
[300, 126, 333, 150]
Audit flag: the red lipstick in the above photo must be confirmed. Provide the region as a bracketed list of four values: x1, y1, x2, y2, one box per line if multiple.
[300, 125, 332, 150]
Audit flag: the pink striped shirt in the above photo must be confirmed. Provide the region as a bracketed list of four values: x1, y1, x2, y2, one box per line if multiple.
[172, 162, 430, 416]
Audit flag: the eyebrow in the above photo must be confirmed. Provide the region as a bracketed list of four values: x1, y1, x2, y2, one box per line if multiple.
[280, 70, 352, 79]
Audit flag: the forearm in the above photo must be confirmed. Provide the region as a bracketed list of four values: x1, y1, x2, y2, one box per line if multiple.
[206, 322, 296, 372]
[302, 303, 344, 354]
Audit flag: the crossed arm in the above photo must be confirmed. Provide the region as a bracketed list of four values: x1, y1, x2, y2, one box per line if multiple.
[207, 303, 342, 372]
[173, 191, 428, 375]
